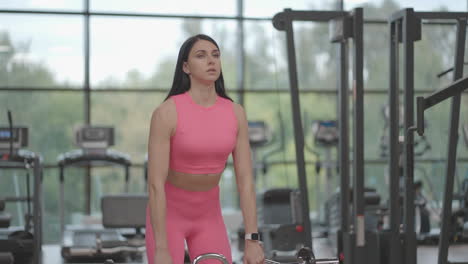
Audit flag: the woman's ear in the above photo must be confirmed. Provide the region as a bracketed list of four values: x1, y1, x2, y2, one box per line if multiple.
[183, 62, 190, 75]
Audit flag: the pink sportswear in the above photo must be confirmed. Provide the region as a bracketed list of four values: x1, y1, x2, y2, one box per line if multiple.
[146, 182, 233, 264]
[169, 91, 238, 174]
[146, 91, 238, 264]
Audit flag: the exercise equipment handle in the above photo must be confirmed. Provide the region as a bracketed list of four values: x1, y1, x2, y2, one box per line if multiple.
[192, 253, 229, 264]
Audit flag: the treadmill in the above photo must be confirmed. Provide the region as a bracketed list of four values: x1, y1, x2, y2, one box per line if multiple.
[58, 125, 134, 263]
[0, 114, 43, 264]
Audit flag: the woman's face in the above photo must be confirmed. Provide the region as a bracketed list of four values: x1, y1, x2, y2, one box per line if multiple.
[183, 39, 221, 83]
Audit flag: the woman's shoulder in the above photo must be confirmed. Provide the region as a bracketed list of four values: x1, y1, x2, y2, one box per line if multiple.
[230, 102, 246, 122]
[151, 97, 177, 126]
[230, 101, 244, 114]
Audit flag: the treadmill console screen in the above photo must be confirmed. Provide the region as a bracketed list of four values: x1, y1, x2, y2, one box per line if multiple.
[248, 121, 270, 147]
[75, 126, 114, 149]
[82, 128, 107, 141]
[0, 127, 28, 151]
[0, 130, 13, 140]
[313, 120, 338, 147]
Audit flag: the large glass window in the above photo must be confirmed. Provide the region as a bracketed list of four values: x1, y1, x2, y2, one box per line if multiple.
[0, 14, 84, 88]
[1, 91, 84, 243]
[90, 0, 237, 16]
[0, 0, 83, 11]
[244, 20, 338, 91]
[363, 24, 389, 90]
[415, 24, 458, 90]
[294, 21, 338, 91]
[410, 95, 468, 229]
[244, 21, 288, 90]
[3, 0, 468, 246]
[90, 91, 162, 162]
[245, 0, 339, 18]
[0, 91, 84, 162]
[90, 17, 237, 89]
[364, 94, 388, 159]
[244, 92, 336, 211]
[345, 0, 467, 17]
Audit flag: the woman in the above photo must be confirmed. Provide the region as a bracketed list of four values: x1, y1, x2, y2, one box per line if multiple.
[146, 34, 265, 264]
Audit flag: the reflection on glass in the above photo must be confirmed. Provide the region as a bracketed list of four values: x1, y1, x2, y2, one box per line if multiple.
[0, 14, 83, 88]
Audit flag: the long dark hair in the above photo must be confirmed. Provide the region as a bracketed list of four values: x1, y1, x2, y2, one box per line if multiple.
[164, 34, 233, 102]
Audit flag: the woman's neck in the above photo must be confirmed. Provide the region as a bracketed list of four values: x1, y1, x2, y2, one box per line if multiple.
[188, 81, 217, 107]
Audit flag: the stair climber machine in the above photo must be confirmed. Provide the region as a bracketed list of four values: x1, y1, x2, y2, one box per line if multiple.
[0, 111, 43, 264]
[58, 125, 145, 263]
[314, 120, 340, 245]
[237, 117, 334, 263]
[379, 104, 434, 244]
[320, 120, 384, 263]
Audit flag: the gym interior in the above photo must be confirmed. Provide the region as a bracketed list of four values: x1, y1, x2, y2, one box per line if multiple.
[1, 0, 468, 264]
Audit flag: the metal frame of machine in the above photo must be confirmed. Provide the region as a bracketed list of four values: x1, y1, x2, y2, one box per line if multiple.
[273, 8, 366, 264]
[388, 9, 468, 264]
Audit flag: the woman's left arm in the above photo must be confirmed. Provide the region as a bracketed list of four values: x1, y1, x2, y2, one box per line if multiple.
[232, 103, 264, 264]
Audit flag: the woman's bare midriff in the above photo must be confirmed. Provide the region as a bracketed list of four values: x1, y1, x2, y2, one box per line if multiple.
[166, 169, 222, 191]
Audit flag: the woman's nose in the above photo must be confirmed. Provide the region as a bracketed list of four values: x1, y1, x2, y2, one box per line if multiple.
[207, 55, 215, 64]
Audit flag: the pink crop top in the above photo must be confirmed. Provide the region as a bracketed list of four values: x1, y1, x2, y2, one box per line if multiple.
[169, 91, 238, 174]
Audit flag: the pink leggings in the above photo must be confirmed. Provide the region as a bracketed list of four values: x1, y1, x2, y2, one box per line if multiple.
[146, 182, 232, 264]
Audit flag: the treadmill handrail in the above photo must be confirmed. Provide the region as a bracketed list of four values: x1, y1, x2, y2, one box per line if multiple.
[66, 245, 146, 256]
[57, 149, 131, 167]
[0, 149, 41, 165]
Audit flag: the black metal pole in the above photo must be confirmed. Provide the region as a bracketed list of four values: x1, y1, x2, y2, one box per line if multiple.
[59, 166, 65, 241]
[403, 9, 417, 264]
[351, 8, 365, 264]
[236, 0, 245, 107]
[33, 156, 42, 264]
[338, 38, 351, 264]
[84, 0, 92, 215]
[283, 14, 313, 249]
[125, 165, 130, 193]
[84, 0, 90, 124]
[389, 19, 402, 264]
[437, 18, 466, 264]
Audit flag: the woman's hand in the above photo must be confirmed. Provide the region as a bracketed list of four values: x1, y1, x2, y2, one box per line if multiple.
[154, 247, 173, 264]
[243, 240, 265, 264]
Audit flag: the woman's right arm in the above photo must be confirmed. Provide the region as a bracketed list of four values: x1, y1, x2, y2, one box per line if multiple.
[147, 103, 174, 260]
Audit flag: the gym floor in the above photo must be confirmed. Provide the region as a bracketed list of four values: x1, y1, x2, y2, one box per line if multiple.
[42, 238, 468, 264]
